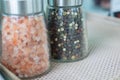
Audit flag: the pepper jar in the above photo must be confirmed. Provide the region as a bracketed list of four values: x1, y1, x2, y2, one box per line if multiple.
[0, 0, 50, 79]
[47, 0, 88, 62]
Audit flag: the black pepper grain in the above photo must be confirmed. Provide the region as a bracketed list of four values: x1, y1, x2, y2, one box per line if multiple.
[48, 7, 88, 62]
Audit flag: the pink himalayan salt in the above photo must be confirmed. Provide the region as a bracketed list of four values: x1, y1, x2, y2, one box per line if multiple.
[1, 15, 50, 78]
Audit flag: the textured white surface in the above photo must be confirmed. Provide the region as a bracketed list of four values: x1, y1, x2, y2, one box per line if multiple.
[32, 15, 120, 80]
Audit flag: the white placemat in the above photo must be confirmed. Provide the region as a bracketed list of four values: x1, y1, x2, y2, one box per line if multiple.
[32, 15, 120, 80]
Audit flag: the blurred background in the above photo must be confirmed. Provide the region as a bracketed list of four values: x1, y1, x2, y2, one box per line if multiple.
[83, 0, 110, 16]
[84, 0, 120, 18]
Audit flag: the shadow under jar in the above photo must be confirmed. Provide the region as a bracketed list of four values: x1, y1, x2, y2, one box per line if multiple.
[47, 0, 88, 62]
[0, 0, 50, 79]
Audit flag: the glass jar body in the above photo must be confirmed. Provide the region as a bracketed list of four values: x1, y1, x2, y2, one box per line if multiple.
[0, 13, 50, 79]
[47, 6, 88, 62]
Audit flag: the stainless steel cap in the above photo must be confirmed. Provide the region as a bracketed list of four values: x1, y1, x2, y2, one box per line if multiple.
[48, 0, 82, 7]
[1, 0, 43, 15]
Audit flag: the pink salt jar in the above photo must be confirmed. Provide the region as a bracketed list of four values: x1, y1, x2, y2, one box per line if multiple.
[0, 0, 50, 79]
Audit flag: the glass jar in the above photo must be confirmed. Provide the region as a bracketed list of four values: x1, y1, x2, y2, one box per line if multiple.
[0, 0, 50, 79]
[47, 0, 88, 62]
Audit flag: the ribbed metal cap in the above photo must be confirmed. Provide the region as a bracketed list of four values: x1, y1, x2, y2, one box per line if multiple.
[1, 0, 43, 15]
[48, 0, 82, 7]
